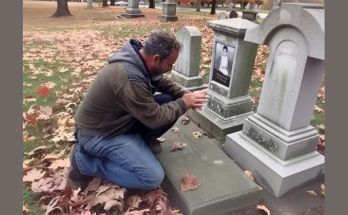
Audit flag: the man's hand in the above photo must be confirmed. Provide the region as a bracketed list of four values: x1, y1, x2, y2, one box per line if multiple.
[181, 90, 209, 109]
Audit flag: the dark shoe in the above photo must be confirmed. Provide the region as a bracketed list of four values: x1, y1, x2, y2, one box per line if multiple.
[67, 144, 93, 190]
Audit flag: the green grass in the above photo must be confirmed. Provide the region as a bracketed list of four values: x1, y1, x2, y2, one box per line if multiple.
[23, 187, 45, 215]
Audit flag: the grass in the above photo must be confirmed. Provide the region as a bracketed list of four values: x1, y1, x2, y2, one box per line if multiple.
[23, 187, 46, 215]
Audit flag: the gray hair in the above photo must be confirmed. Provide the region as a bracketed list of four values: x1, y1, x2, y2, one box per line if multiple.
[143, 31, 181, 61]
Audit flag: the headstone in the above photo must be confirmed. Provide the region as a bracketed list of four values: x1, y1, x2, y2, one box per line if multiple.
[122, 0, 145, 18]
[160, 0, 178, 22]
[189, 18, 258, 143]
[217, 11, 229, 20]
[171, 26, 205, 92]
[224, 2, 325, 197]
[242, 10, 258, 21]
[229, 10, 238, 18]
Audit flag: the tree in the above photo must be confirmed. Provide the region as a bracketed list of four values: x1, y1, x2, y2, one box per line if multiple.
[102, 0, 108, 7]
[87, 0, 93, 9]
[149, 0, 155, 8]
[52, 0, 72, 17]
[210, 0, 217, 15]
[110, 0, 116, 6]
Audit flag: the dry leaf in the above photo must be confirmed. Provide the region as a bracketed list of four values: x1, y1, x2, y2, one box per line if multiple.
[181, 116, 190, 125]
[49, 158, 70, 170]
[84, 178, 102, 193]
[244, 170, 254, 181]
[314, 105, 324, 113]
[23, 168, 46, 182]
[180, 173, 200, 192]
[126, 195, 143, 210]
[306, 190, 317, 196]
[157, 137, 166, 142]
[192, 131, 203, 139]
[170, 141, 187, 152]
[256, 204, 271, 215]
[44, 196, 63, 215]
[171, 127, 180, 133]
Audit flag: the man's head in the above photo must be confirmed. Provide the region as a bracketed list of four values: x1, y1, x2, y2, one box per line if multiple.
[140, 31, 181, 76]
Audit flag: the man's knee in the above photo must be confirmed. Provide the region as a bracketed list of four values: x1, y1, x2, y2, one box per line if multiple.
[139, 166, 165, 190]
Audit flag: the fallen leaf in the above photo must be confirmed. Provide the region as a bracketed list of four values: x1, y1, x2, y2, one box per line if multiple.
[244, 170, 254, 181]
[170, 141, 187, 152]
[192, 131, 203, 139]
[49, 158, 70, 170]
[36, 85, 51, 98]
[126, 195, 143, 210]
[314, 105, 324, 113]
[23, 168, 46, 182]
[157, 137, 166, 142]
[306, 190, 317, 196]
[180, 173, 200, 192]
[44, 196, 63, 215]
[181, 116, 190, 125]
[171, 127, 180, 133]
[256, 204, 271, 215]
[84, 178, 102, 193]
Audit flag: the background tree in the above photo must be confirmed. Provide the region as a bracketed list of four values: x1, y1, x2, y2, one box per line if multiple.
[149, 0, 155, 8]
[87, 0, 93, 9]
[52, 0, 71, 17]
[110, 0, 116, 6]
[210, 0, 217, 15]
[102, 0, 108, 7]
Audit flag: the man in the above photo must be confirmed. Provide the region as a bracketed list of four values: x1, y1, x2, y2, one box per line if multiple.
[68, 31, 208, 190]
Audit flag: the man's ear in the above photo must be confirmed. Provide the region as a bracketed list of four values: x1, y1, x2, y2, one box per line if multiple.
[153, 54, 161, 63]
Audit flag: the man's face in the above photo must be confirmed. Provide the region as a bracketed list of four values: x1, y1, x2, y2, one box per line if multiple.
[153, 49, 179, 75]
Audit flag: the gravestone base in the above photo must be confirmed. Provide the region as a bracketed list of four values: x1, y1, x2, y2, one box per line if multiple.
[188, 108, 252, 143]
[160, 15, 178, 22]
[224, 132, 325, 197]
[156, 115, 262, 215]
[171, 70, 206, 92]
[243, 114, 320, 160]
[122, 8, 144, 18]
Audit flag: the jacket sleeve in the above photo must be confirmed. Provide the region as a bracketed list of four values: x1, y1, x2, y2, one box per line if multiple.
[115, 80, 188, 129]
[152, 76, 191, 100]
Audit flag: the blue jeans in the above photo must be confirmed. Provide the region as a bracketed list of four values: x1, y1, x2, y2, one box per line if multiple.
[74, 94, 175, 190]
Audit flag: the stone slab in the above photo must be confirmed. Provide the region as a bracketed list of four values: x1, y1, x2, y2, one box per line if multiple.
[188, 108, 252, 143]
[156, 115, 262, 215]
[224, 131, 325, 197]
[122, 13, 145, 18]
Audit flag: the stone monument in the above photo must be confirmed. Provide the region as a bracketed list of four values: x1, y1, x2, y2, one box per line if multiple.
[189, 18, 258, 142]
[217, 11, 229, 20]
[160, 0, 178, 22]
[122, 0, 144, 18]
[224, 2, 325, 197]
[171, 26, 205, 92]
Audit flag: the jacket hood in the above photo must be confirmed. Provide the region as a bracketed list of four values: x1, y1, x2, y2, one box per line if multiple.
[108, 39, 149, 78]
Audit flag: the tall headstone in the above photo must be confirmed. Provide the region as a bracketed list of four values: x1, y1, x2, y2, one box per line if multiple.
[189, 18, 258, 142]
[224, 2, 325, 197]
[122, 0, 145, 18]
[171, 26, 205, 92]
[217, 11, 229, 20]
[160, 0, 178, 22]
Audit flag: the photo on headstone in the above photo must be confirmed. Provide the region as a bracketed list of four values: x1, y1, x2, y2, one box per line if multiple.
[212, 42, 235, 87]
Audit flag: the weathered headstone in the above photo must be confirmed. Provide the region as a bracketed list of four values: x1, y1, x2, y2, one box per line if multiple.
[242, 10, 258, 21]
[189, 18, 258, 142]
[122, 0, 145, 18]
[160, 0, 178, 22]
[171, 26, 205, 92]
[217, 11, 229, 20]
[224, 2, 325, 197]
[229, 10, 238, 18]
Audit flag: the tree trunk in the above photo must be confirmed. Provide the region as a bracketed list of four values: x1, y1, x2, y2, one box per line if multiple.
[196, 0, 201, 12]
[149, 0, 155, 8]
[110, 0, 115, 6]
[210, 0, 216, 15]
[102, 0, 108, 7]
[52, 0, 72, 17]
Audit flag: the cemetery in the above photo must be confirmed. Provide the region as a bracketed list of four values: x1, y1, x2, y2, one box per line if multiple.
[23, 0, 325, 214]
